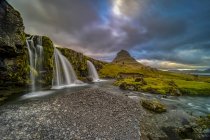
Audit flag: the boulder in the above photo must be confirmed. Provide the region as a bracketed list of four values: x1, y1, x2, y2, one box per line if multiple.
[119, 82, 139, 91]
[167, 80, 182, 96]
[141, 99, 167, 113]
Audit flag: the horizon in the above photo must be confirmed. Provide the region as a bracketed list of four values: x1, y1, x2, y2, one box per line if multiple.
[8, 0, 210, 70]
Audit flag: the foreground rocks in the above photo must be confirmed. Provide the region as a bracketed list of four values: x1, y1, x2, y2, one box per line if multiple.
[0, 88, 143, 140]
[141, 99, 167, 113]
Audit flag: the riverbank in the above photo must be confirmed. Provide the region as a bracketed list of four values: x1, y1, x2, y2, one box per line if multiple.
[0, 88, 142, 139]
[114, 77, 210, 96]
[0, 86, 209, 139]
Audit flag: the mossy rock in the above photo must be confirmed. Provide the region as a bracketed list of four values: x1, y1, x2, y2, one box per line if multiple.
[119, 82, 140, 91]
[141, 99, 167, 113]
[196, 114, 210, 130]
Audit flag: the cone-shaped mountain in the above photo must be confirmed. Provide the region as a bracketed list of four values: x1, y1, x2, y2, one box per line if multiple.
[112, 50, 138, 64]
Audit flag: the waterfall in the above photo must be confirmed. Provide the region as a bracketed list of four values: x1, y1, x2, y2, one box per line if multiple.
[52, 48, 82, 89]
[87, 60, 100, 82]
[26, 36, 43, 92]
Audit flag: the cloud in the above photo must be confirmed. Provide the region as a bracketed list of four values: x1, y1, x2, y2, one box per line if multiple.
[8, 0, 210, 69]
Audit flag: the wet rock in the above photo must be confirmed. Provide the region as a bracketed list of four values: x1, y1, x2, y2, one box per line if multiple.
[141, 99, 167, 113]
[135, 77, 147, 85]
[168, 80, 182, 96]
[119, 82, 139, 91]
[86, 77, 94, 82]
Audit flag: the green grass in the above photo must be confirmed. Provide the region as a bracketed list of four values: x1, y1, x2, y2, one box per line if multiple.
[100, 63, 210, 95]
[99, 63, 157, 78]
[115, 77, 210, 95]
[174, 79, 210, 95]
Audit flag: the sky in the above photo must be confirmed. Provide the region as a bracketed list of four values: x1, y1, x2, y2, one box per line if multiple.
[8, 0, 210, 70]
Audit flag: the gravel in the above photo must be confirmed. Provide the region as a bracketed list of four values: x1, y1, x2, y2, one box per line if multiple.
[0, 88, 144, 140]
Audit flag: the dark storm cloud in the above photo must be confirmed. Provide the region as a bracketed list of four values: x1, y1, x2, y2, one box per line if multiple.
[8, 0, 210, 68]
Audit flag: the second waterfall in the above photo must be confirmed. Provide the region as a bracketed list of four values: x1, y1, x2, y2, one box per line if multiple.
[52, 48, 82, 89]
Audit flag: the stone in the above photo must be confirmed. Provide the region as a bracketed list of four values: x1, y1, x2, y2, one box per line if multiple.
[141, 99, 167, 113]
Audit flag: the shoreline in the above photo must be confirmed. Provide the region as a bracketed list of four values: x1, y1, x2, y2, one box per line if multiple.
[0, 87, 208, 139]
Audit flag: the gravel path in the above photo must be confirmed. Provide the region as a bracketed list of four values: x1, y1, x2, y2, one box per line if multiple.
[0, 88, 144, 140]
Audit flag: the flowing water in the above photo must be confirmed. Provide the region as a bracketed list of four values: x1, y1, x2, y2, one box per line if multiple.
[52, 48, 83, 89]
[3, 80, 210, 139]
[26, 36, 43, 92]
[16, 80, 210, 117]
[87, 60, 100, 82]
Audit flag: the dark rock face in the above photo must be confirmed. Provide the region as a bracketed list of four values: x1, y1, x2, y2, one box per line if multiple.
[0, 0, 106, 89]
[0, 0, 25, 58]
[0, 0, 28, 87]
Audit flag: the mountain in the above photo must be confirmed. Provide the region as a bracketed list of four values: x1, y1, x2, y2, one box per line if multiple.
[112, 50, 138, 64]
[100, 50, 157, 78]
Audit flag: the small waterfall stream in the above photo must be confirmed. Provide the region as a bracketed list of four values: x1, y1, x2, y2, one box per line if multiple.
[87, 60, 100, 82]
[26, 36, 43, 92]
[52, 48, 82, 89]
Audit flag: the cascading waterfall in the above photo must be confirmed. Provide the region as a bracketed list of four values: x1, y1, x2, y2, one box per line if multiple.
[87, 60, 100, 82]
[52, 48, 82, 89]
[26, 36, 43, 92]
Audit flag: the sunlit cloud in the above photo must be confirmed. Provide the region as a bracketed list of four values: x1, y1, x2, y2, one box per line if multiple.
[112, 0, 141, 18]
[8, 0, 210, 69]
[138, 59, 209, 70]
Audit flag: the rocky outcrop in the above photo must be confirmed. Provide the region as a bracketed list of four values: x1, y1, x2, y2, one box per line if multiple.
[0, 0, 106, 89]
[0, 0, 25, 57]
[0, 0, 28, 86]
[58, 47, 106, 78]
[141, 99, 167, 113]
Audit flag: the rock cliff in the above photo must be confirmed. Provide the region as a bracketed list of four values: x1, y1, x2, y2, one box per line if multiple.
[0, 0, 106, 89]
[0, 0, 28, 86]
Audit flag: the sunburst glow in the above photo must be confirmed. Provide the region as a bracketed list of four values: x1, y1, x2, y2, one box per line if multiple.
[112, 0, 122, 16]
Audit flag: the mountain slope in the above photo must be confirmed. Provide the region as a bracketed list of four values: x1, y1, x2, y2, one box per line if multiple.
[112, 50, 138, 64]
[100, 50, 157, 78]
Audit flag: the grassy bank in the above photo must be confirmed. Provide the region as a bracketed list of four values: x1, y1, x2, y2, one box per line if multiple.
[100, 63, 210, 96]
[114, 77, 210, 95]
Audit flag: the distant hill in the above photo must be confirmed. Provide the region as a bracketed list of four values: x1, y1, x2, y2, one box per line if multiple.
[112, 50, 138, 64]
[168, 68, 210, 74]
[100, 50, 157, 78]
[204, 68, 210, 73]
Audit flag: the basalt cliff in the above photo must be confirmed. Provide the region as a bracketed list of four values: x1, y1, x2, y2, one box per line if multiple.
[0, 0, 105, 89]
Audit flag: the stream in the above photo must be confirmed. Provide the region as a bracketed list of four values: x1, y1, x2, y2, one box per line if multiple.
[7, 80, 210, 117]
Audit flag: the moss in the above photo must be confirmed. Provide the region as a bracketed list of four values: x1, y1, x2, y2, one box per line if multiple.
[58, 47, 106, 79]
[41, 36, 54, 85]
[5, 47, 30, 86]
[196, 114, 210, 130]
[141, 99, 167, 113]
[114, 77, 210, 96]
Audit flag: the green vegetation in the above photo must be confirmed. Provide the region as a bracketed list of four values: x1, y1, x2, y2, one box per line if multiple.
[41, 36, 54, 85]
[100, 63, 210, 96]
[99, 63, 156, 78]
[141, 99, 167, 113]
[114, 77, 210, 95]
[196, 114, 210, 130]
[58, 47, 106, 79]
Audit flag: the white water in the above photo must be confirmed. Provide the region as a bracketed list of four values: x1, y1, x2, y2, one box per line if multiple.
[26, 36, 43, 92]
[52, 48, 82, 89]
[87, 60, 100, 82]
